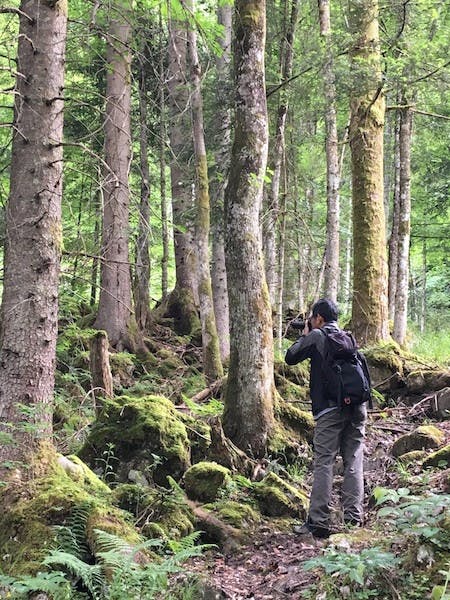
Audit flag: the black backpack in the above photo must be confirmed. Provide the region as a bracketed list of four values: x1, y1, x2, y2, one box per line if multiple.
[321, 327, 372, 408]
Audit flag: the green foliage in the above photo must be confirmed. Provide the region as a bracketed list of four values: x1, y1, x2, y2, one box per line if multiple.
[182, 395, 223, 417]
[0, 526, 208, 600]
[0, 571, 72, 600]
[375, 489, 450, 549]
[303, 546, 398, 596]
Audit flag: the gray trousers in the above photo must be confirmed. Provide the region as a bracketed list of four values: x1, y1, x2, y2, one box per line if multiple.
[308, 405, 367, 529]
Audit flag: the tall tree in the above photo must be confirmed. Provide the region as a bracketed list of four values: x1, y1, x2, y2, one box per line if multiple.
[264, 0, 299, 312]
[223, 0, 275, 456]
[210, 0, 232, 362]
[393, 96, 413, 345]
[165, 4, 199, 334]
[183, 0, 223, 382]
[94, 0, 136, 350]
[0, 0, 67, 477]
[319, 0, 340, 303]
[134, 38, 152, 332]
[348, 0, 389, 344]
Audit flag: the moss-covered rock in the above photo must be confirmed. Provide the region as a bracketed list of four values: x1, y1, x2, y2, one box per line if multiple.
[275, 401, 315, 442]
[397, 450, 428, 464]
[391, 425, 445, 458]
[78, 394, 191, 486]
[254, 472, 308, 518]
[0, 446, 140, 576]
[202, 500, 260, 529]
[422, 444, 450, 469]
[363, 341, 404, 392]
[109, 351, 136, 388]
[268, 400, 314, 462]
[184, 461, 231, 502]
[406, 370, 450, 394]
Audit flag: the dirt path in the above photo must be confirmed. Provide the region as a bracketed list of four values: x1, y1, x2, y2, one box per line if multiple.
[184, 415, 450, 599]
[189, 526, 323, 599]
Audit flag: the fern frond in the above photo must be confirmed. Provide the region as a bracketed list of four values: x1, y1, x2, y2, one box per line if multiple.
[91, 528, 136, 555]
[43, 550, 104, 600]
[166, 530, 202, 553]
[0, 571, 71, 600]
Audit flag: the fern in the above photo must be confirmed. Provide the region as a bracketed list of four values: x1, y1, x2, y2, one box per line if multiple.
[43, 551, 104, 600]
[0, 571, 72, 599]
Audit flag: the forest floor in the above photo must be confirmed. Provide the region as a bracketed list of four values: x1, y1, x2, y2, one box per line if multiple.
[180, 414, 450, 599]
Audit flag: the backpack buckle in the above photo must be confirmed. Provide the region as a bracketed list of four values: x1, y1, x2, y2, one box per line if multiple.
[343, 397, 351, 405]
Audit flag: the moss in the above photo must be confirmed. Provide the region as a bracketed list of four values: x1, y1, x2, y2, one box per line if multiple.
[202, 500, 260, 529]
[79, 395, 191, 485]
[423, 444, 450, 469]
[398, 450, 428, 464]
[275, 401, 315, 442]
[180, 413, 211, 463]
[112, 483, 150, 514]
[0, 448, 139, 576]
[65, 455, 111, 496]
[363, 341, 404, 374]
[184, 461, 231, 502]
[254, 472, 308, 518]
[392, 425, 444, 458]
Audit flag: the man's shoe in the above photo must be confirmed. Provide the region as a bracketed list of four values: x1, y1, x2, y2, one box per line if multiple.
[293, 522, 330, 539]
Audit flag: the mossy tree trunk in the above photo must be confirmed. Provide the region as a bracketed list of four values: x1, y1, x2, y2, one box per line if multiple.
[210, 0, 232, 362]
[223, 0, 275, 457]
[0, 0, 67, 478]
[393, 98, 413, 346]
[166, 5, 199, 334]
[349, 0, 389, 345]
[183, 0, 223, 382]
[319, 0, 340, 303]
[388, 111, 401, 321]
[94, 0, 137, 350]
[134, 38, 151, 332]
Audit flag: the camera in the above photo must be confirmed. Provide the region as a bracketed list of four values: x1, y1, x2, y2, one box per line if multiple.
[290, 317, 312, 331]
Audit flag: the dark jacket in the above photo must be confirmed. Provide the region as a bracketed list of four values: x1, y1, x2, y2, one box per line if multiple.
[285, 321, 340, 417]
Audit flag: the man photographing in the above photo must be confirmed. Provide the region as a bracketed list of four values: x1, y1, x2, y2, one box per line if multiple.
[285, 298, 371, 538]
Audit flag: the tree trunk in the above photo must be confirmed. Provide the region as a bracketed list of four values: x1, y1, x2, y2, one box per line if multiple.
[393, 100, 413, 345]
[0, 0, 67, 477]
[166, 9, 199, 334]
[211, 0, 232, 362]
[94, 0, 136, 350]
[160, 10, 169, 303]
[388, 111, 401, 321]
[349, 0, 389, 345]
[90, 331, 113, 413]
[134, 45, 151, 332]
[223, 0, 275, 456]
[184, 0, 223, 383]
[264, 0, 298, 312]
[319, 0, 340, 303]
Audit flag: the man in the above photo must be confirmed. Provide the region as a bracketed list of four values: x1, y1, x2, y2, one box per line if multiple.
[285, 298, 368, 538]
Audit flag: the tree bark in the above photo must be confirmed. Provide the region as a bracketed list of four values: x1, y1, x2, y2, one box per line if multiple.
[184, 0, 223, 383]
[393, 100, 413, 345]
[210, 0, 232, 362]
[134, 43, 151, 332]
[264, 0, 299, 314]
[349, 0, 389, 345]
[0, 0, 67, 477]
[319, 0, 340, 303]
[94, 0, 136, 350]
[223, 0, 275, 457]
[159, 10, 169, 303]
[388, 111, 401, 321]
[166, 8, 199, 334]
[90, 331, 113, 413]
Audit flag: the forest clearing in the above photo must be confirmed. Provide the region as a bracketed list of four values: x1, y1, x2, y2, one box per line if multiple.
[0, 0, 449, 598]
